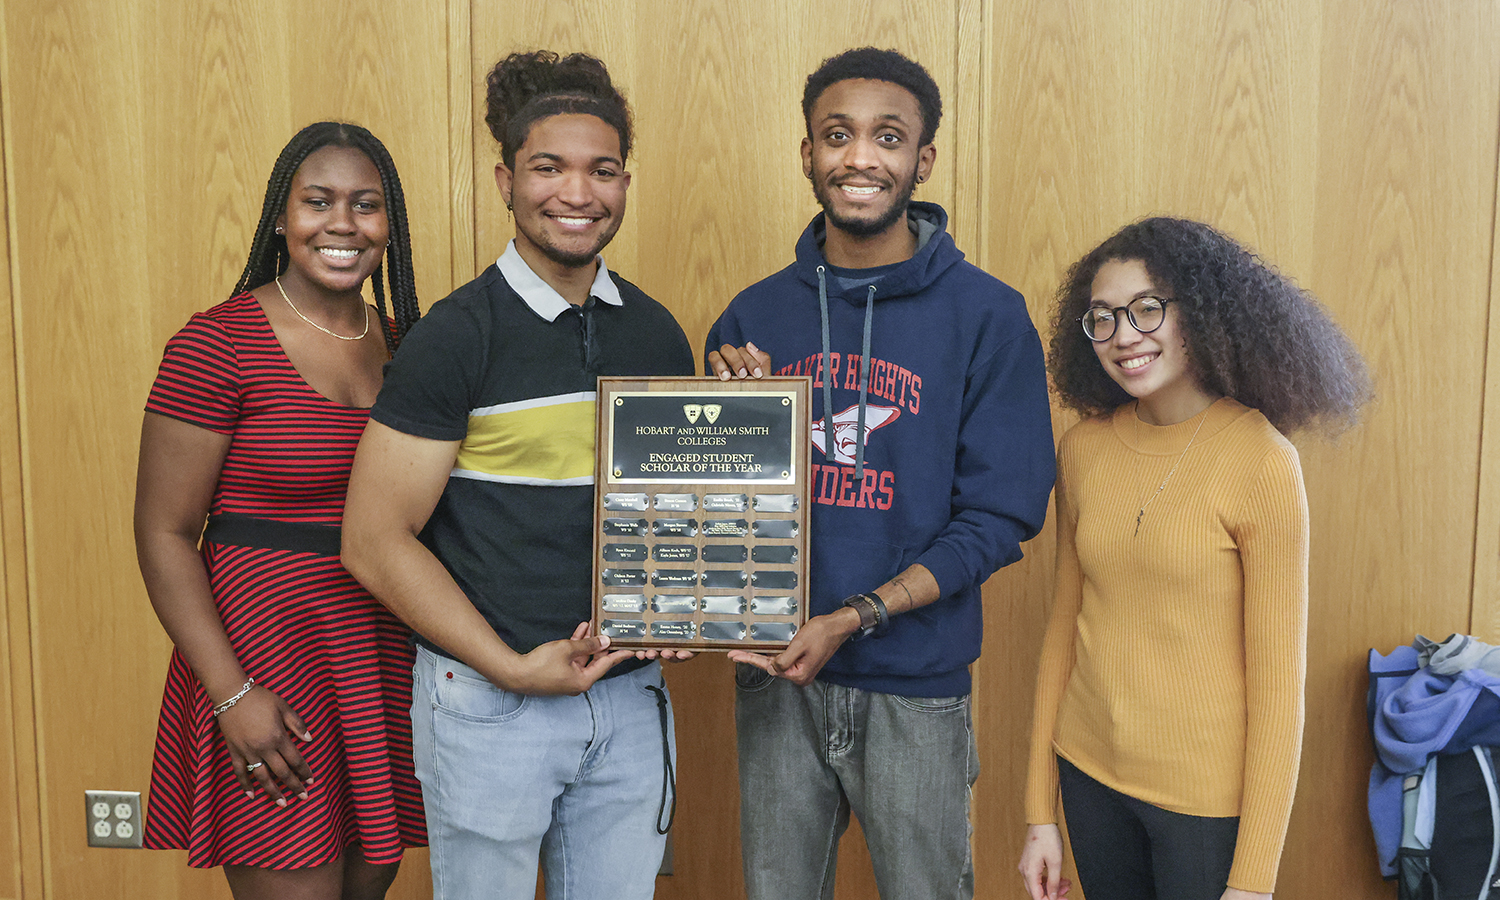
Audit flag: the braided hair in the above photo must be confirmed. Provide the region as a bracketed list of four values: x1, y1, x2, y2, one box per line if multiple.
[1049, 216, 1373, 436]
[234, 122, 420, 353]
[484, 51, 632, 170]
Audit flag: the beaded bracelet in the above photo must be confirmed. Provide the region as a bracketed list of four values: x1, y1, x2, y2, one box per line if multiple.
[211, 678, 256, 717]
[860, 592, 891, 635]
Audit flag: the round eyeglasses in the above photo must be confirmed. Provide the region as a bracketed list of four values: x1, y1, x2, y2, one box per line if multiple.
[1079, 296, 1176, 342]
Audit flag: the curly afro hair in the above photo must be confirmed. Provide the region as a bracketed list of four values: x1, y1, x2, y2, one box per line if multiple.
[484, 50, 632, 170]
[1049, 217, 1372, 436]
[802, 47, 942, 146]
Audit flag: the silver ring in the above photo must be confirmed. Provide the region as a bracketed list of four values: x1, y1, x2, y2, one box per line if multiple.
[244, 761, 264, 772]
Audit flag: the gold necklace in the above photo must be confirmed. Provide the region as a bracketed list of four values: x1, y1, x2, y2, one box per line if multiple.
[1133, 404, 1211, 537]
[275, 276, 370, 342]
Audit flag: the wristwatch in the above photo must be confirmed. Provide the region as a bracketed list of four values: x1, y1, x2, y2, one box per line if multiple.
[841, 592, 889, 641]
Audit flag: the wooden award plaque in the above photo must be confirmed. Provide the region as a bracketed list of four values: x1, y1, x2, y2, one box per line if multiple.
[592, 376, 812, 650]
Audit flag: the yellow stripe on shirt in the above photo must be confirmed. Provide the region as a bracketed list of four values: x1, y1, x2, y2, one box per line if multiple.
[452, 391, 596, 486]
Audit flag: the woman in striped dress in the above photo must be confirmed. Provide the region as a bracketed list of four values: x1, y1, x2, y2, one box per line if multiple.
[135, 122, 425, 899]
[1018, 218, 1371, 900]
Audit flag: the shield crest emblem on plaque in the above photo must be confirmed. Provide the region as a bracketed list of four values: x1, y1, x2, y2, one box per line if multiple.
[683, 404, 702, 423]
[704, 404, 722, 424]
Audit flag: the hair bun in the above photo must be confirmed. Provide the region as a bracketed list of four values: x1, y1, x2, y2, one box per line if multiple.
[484, 51, 630, 164]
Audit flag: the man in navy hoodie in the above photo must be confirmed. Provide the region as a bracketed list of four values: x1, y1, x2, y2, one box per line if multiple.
[706, 47, 1056, 899]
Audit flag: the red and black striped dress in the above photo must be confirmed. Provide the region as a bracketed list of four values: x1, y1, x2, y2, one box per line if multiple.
[142, 293, 426, 868]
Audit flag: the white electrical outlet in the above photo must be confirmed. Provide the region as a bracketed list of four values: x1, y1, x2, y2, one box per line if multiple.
[85, 790, 143, 848]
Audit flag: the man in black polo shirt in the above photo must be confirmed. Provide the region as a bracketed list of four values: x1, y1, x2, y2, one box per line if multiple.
[343, 51, 693, 900]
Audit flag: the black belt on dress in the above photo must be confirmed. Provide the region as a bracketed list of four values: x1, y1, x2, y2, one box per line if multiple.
[202, 512, 341, 557]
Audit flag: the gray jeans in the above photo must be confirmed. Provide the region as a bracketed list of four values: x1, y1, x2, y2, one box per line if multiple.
[734, 664, 977, 900]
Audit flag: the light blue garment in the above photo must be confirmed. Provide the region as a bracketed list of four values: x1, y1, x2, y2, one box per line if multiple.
[734, 664, 977, 900]
[1414, 757, 1437, 849]
[1373, 667, 1500, 774]
[1415, 633, 1500, 678]
[410, 647, 673, 899]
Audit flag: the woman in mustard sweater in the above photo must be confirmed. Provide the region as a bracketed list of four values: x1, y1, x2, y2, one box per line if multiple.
[1018, 218, 1370, 900]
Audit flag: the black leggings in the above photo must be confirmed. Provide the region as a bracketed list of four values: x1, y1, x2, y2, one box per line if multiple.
[1057, 756, 1240, 900]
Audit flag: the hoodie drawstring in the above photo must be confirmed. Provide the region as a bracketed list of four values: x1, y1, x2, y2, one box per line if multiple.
[854, 285, 875, 482]
[818, 266, 836, 473]
[816, 266, 876, 482]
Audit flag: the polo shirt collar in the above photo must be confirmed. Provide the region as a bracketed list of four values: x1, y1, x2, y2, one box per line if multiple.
[495, 240, 623, 323]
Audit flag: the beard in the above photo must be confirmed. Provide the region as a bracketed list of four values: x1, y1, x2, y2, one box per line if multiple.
[536, 241, 602, 268]
[518, 215, 623, 270]
[812, 168, 919, 238]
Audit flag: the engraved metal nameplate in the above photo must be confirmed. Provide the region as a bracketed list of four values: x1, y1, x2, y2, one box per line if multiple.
[652, 594, 699, 614]
[653, 544, 698, 563]
[601, 619, 648, 639]
[652, 620, 697, 640]
[604, 493, 650, 511]
[602, 593, 648, 613]
[652, 570, 700, 588]
[702, 493, 749, 512]
[603, 543, 648, 562]
[607, 391, 796, 485]
[601, 568, 647, 587]
[654, 493, 698, 512]
[603, 518, 648, 537]
[703, 519, 750, 538]
[653, 518, 698, 538]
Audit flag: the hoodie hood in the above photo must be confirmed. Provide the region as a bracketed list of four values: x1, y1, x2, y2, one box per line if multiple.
[798, 201, 968, 480]
[793, 201, 965, 303]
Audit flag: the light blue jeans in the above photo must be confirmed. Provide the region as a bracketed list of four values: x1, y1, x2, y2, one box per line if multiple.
[411, 646, 673, 900]
[735, 664, 977, 900]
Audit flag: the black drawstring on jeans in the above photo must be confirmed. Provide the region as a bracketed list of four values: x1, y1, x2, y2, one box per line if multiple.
[644, 683, 676, 834]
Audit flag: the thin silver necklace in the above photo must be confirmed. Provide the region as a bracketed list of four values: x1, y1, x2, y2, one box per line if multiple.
[1133, 404, 1211, 537]
[275, 276, 369, 341]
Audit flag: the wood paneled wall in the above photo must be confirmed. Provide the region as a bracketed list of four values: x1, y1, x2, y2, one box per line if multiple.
[980, 3, 1500, 898]
[1, 2, 1495, 898]
[0, 2, 454, 897]
[0, 79, 43, 900]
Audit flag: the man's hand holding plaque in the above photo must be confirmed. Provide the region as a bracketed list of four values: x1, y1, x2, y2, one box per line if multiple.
[710, 340, 805, 667]
[708, 341, 771, 381]
[711, 339, 870, 680]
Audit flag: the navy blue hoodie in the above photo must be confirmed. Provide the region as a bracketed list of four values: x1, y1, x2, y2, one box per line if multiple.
[707, 202, 1055, 696]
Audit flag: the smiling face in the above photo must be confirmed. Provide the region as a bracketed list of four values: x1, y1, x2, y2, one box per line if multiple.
[802, 78, 935, 239]
[275, 145, 388, 296]
[1089, 257, 1218, 424]
[495, 113, 630, 271]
